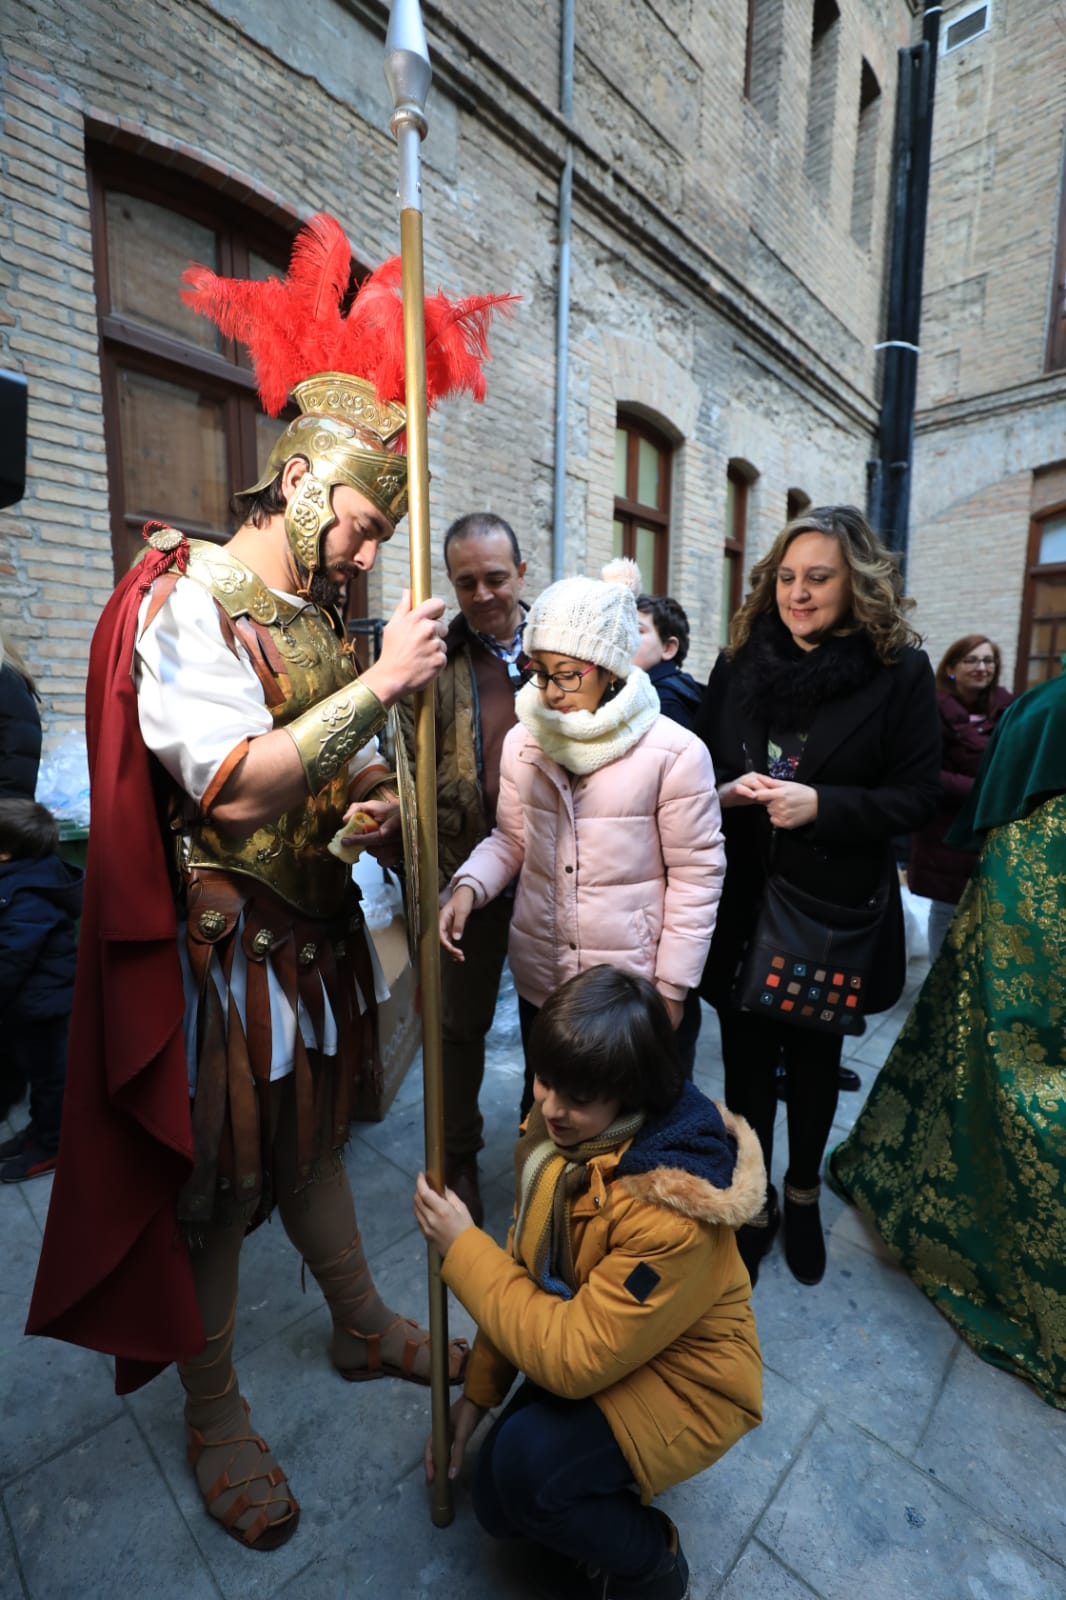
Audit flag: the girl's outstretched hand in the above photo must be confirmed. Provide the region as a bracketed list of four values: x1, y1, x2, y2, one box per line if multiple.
[439, 885, 476, 960]
[424, 1395, 487, 1484]
[414, 1170, 476, 1256]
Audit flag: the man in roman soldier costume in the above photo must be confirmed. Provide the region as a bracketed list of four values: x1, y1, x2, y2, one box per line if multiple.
[28, 214, 512, 1551]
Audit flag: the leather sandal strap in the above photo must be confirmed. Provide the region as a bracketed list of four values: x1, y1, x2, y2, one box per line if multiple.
[362, 1330, 383, 1373]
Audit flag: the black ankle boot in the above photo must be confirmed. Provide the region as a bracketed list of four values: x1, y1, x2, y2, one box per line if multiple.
[736, 1184, 779, 1288]
[784, 1180, 825, 1285]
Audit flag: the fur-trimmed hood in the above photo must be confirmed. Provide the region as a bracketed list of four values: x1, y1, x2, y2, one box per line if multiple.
[613, 1082, 765, 1230]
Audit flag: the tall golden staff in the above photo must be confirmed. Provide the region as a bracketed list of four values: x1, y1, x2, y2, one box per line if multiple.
[384, 0, 453, 1528]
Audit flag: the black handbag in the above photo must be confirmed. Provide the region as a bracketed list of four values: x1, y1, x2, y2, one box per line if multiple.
[730, 873, 889, 1034]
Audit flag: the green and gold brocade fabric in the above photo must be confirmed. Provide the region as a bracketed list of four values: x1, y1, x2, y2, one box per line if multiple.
[829, 794, 1066, 1411]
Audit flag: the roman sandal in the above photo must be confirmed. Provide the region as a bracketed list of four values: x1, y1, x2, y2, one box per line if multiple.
[185, 1397, 300, 1551]
[303, 1232, 469, 1386]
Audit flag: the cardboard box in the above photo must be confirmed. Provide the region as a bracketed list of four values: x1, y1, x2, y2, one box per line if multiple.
[352, 913, 421, 1122]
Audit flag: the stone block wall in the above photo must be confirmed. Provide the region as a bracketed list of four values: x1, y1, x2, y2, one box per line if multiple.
[1, 0, 915, 741]
[912, 0, 1066, 682]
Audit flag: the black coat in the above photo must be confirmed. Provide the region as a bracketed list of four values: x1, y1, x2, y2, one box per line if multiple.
[647, 660, 702, 732]
[908, 685, 1012, 903]
[695, 641, 941, 1013]
[0, 662, 42, 799]
[0, 854, 83, 1022]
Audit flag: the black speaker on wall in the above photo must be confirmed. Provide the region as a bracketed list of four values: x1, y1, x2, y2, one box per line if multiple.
[0, 370, 28, 510]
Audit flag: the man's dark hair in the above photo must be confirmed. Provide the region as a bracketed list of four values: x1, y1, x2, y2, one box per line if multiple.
[0, 797, 59, 861]
[443, 512, 522, 571]
[636, 594, 691, 665]
[527, 965, 685, 1115]
[231, 470, 289, 530]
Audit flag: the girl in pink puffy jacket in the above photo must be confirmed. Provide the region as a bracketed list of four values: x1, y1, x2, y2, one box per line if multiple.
[440, 565, 725, 1108]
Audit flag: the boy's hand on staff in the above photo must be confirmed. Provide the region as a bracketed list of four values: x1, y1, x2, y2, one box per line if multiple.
[439, 885, 475, 960]
[414, 1170, 476, 1256]
[424, 1396, 486, 1484]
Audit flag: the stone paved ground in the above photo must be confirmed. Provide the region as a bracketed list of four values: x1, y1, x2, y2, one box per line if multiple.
[2, 958, 1065, 1600]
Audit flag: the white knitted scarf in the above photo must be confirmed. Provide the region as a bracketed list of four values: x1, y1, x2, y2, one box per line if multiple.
[515, 666, 661, 775]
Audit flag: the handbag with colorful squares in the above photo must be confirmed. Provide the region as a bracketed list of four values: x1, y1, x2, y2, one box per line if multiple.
[730, 872, 889, 1034]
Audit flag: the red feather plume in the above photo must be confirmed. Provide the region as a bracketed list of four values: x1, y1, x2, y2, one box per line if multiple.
[181, 213, 517, 419]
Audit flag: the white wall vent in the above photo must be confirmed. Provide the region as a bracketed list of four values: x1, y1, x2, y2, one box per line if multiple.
[943, 3, 990, 54]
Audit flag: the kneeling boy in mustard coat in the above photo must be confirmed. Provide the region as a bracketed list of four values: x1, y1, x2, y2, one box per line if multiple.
[414, 965, 764, 1599]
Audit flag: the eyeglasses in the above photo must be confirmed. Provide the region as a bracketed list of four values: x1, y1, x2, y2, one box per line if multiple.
[960, 655, 995, 668]
[530, 663, 598, 692]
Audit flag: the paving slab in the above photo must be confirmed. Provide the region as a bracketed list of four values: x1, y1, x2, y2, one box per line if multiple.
[825, 1195, 894, 1265]
[751, 1231, 958, 1454]
[0, 1511, 23, 1600]
[656, 1365, 819, 1584]
[4, 1416, 219, 1600]
[915, 1340, 1066, 1566]
[3, 1165, 53, 1235]
[0, 1316, 121, 1495]
[758, 1414, 1066, 1599]
[274, 1461, 529, 1600]
[715, 1540, 821, 1600]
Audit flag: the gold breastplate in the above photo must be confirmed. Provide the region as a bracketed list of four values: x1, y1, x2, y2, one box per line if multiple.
[179, 541, 356, 917]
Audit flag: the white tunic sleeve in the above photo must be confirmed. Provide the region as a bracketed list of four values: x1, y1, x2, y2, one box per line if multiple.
[135, 579, 386, 800]
[135, 579, 271, 804]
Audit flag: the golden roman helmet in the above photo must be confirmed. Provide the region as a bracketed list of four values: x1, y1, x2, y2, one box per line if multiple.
[181, 213, 514, 580]
[242, 375, 409, 574]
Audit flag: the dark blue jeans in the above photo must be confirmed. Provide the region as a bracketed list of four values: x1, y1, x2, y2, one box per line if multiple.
[11, 1015, 68, 1153]
[472, 1381, 669, 1580]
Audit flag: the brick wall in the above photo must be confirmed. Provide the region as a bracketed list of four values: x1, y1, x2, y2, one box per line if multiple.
[912, 0, 1066, 686]
[1, 0, 916, 744]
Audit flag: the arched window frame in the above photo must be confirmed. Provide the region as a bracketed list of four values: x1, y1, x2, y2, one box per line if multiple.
[612, 412, 673, 593]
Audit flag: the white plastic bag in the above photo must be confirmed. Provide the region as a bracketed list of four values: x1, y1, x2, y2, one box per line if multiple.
[350, 854, 404, 930]
[36, 729, 91, 823]
[900, 882, 932, 964]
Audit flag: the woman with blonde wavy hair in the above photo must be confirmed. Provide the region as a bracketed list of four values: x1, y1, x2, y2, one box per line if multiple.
[694, 505, 941, 1288]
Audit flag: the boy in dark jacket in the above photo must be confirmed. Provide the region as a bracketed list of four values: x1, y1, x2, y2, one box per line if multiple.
[0, 798, 83, 1181]
[633, 594, 703, 732]
[633, 593, 705, 1070]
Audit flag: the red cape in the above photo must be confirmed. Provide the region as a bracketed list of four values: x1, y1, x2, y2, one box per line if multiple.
[27, 545, 204, 1393]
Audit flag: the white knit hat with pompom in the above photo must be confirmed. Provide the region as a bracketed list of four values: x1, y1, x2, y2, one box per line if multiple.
[524, 560, 642, 680]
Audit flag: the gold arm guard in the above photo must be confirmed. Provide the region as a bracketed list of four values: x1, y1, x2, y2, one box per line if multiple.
[285, 680, 389, 795]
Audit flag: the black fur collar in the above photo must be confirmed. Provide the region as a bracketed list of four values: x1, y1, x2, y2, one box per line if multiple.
[732, 614, 880, 731]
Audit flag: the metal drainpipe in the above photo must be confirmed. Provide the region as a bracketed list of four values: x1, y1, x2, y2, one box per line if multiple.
[870, 1, 941, 569]
[870, 2, 941, 571]
[551, 0, 575, 580]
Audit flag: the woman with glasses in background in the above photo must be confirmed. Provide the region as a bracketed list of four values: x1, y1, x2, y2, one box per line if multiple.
[440, 562, 726, 1119]
[909, 635, 1013, 958]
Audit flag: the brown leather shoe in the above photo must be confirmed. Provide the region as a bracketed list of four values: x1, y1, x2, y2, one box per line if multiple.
[445, 1157, 484, 1226]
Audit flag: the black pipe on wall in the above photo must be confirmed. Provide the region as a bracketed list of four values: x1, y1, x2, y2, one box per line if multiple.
[868, 2, 941, 571]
